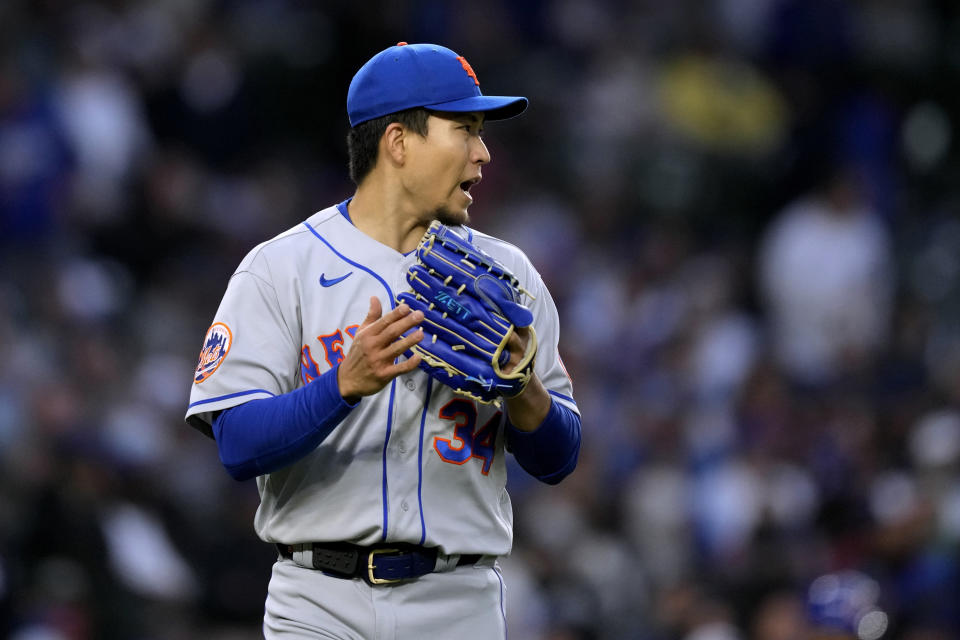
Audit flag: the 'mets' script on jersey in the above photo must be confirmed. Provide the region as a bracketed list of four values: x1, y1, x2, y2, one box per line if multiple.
[185, 202, 578, 557]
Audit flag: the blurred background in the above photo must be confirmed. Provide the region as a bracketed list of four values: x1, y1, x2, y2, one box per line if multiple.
[2, 0, 960, 638]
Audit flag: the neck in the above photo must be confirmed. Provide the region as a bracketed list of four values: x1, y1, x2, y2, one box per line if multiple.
[348, 177, 429, 254]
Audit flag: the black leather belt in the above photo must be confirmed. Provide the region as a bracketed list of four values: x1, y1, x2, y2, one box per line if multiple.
[276, 542, 482, 585]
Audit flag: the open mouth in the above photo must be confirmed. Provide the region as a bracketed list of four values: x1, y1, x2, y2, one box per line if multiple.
[460, 177, 480, 194]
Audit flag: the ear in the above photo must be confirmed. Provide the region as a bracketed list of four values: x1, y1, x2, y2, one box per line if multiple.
[381, 122, 407, 167]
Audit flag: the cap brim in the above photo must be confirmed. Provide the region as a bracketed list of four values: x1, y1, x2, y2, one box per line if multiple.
[424, 95, 528, 121]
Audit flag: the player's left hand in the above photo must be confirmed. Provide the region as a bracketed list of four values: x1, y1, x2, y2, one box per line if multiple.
[503, 326, 535, 375]
[500, 328, 551, 430]
[395, 221, 538, 405]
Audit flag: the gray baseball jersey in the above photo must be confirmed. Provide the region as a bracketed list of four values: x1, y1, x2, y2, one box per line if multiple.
[186, 200, 578, 557]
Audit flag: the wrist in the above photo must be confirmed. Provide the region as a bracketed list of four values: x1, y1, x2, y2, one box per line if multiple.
[504, 375, 550, 432]
[335, 362, 361, 405]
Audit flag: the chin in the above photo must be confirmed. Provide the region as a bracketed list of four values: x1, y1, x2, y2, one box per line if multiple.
[432, 206, 470, 227]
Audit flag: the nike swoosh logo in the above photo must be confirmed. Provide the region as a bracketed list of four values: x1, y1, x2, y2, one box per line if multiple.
[319, 272, 353, 287]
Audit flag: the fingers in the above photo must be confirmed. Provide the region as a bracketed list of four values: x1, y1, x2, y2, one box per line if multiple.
[391, 352, 422, 375]
[360, 296, 382, 329]
[339, 299, 425, 396]
[378, 302, 417, 328]
[369, 353, 421, 386]
[359, 302, 423, 342]
[388, 327, 424, 359]
[382, 307, 424, 342]
[503, 327, 528, 373]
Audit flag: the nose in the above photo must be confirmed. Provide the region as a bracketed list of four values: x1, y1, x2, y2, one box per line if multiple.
[472, 136, 491, 165]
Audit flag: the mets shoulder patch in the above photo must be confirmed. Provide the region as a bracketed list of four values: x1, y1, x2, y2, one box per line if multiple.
[195, 322, 232, 383]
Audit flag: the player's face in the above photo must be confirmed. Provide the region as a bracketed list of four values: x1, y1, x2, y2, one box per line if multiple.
[404, 111, 490, 226]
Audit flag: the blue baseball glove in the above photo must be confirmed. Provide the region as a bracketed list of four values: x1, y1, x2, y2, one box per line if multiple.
[396, 221, 537, 405]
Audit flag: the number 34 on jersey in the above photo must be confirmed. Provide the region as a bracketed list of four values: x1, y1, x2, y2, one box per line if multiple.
[301, 326, 501, 476]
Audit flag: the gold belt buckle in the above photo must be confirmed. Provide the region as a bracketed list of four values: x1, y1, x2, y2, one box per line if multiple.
[368, 548, 402, 585]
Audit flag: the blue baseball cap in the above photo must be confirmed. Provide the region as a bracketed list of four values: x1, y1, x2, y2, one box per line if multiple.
[347, 42, 528, 127]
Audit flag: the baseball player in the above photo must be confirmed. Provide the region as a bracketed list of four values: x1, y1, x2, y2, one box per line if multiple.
[186, 42, 581, 639]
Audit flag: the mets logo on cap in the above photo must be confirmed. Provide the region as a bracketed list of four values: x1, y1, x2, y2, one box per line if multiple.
[195, 322, 232, 383]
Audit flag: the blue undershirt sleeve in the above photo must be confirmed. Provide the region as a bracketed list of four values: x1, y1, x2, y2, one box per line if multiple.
[506, 399, 581, 485]
[212, 362, 358, 481]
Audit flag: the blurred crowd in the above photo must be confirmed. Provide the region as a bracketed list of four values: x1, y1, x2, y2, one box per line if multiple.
[2, 1, 960, 639]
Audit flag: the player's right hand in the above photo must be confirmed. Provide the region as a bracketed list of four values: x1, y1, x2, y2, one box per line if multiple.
[336, 297, 424, 403]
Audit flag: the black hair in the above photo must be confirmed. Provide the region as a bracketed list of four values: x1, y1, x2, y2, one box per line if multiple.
[347, 107, 430, 185]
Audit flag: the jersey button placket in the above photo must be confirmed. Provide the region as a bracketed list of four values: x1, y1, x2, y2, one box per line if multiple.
[385, 311, 424, 539]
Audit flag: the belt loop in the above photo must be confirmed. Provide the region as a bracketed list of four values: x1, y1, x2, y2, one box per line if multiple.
[292, 543, 313, 569]
[433, 552, 460, 573]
